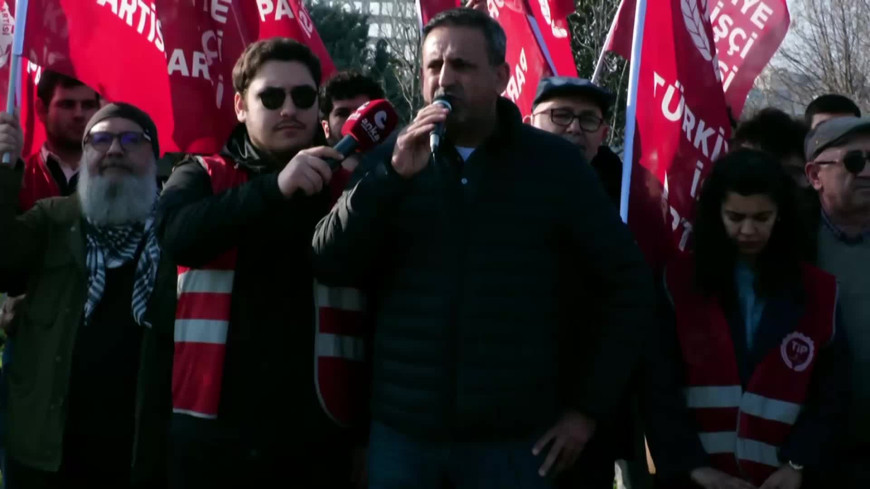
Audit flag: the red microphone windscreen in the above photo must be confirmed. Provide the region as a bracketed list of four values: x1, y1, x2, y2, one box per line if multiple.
[340, 99, 400, 153]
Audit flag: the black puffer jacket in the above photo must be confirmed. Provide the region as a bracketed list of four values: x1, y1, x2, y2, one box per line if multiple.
[313, 99, 655, 441]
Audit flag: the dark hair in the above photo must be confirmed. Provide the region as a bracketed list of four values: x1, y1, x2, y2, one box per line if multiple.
[732, 107, 808, 161]
[422, 8, 507, 65]
[36, 70, 96, 106]
[232, 38, 322, 94]
[319, 70, 385, 116]
[805, 94, 861, 125]
[693, 149, 803, 301]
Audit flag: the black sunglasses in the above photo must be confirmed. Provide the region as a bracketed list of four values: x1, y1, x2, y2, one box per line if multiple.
[257, 86, 317, 111]
[85, 131, 151, 152]
[816, 149, 869, 175]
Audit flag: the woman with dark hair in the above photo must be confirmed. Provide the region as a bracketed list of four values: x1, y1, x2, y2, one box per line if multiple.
[662, 149, 850, 489]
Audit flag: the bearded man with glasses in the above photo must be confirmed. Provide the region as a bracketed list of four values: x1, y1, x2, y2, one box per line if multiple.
[0, 103, 176, 488]
[156, 39, 357, 489]
[800, 116, 870, 488]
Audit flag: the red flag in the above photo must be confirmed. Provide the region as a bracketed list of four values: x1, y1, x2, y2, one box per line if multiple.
[709, 0, 789, 117]
[631, 0, 732, 251]
[417, 0, 461, 27]
[603, 0, 635, 59]
[525, 0, 577, 76]
[22, 0, 336, 154]
[487, 0, 552, 117]
[605, 0, 788, 118]
[0, 1, 45, 158]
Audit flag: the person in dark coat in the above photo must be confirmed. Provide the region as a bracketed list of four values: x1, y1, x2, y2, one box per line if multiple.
[312, 8, 655, 489]
[156, 39, 362, 489]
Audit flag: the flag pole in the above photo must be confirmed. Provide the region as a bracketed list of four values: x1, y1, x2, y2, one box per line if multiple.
[618, 0, 646, 223]
[3, 0, 28, 164]
[592, 0, 625, 85]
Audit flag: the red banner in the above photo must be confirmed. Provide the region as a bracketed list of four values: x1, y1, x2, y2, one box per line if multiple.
[710, 0, 789, 117]
[487, 0, 551, 117]
[631, 0, 732, 251]
[525, 0, 577, 77]
[606, 0, 788, 119]
[21, 0, 335, 154]
[417, 0, 461, 27]
[0, 1, 43, 158]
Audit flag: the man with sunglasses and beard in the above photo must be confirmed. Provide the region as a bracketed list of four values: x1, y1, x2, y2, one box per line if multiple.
[156, 39, 361, 489]
[0, 103, 175, 488]
[802, 117, 870, 487]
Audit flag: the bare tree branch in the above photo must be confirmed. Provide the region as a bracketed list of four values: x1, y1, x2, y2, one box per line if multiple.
[756, 0, 870, 115]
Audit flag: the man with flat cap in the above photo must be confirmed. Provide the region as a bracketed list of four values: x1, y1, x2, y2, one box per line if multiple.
[802, 117, 870, 486]
[529, 77, 670, 272]
[0, 103, 176, 488]
[528, 77, 616, 170]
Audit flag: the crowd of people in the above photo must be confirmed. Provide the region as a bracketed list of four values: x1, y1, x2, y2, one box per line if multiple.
[0, 6, 866, 489]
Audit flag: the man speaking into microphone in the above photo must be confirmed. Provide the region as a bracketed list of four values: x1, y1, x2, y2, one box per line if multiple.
[313, 7, 654, 489]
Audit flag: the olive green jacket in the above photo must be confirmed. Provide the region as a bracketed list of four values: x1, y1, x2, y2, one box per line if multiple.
[0, 167, 175, 486]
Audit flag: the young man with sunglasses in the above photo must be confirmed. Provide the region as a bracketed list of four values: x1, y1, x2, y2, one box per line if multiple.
[156, 39, 363, 489]
[0, 103, 175, 488]
[803, 117, 870, 487]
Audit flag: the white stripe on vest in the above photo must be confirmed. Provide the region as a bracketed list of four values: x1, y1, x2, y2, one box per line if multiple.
[316, 333, 366, 361]
[740, 392, 803, 425]
[174, 319, 230, 344]
[698, 431, 738, 454]
[314, 284, 366, 312]
[736, 438, 781, 468]
[177, 269, 234, 295]
[685, 386, 742, 409]
[688, 386, 800, 470]
[685, 386, 803, 425]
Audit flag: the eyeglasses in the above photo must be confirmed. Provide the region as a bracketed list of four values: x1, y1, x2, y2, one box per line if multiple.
[257, 86, 318, 111]
[815, 149, 869, 174]
[84, 131, 151, 152]
[534, 108, 605, 132]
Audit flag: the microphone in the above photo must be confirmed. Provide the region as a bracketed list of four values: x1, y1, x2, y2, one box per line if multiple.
[326, 99, 400, 170]
[429, 92, 452, 155]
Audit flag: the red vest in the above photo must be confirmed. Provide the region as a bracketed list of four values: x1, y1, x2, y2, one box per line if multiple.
[665, 257, 837, 485]
[19, 150, 62, 211]
[172, 155, 368, 426]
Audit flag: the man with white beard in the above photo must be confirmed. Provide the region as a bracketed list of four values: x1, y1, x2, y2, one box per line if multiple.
[0, 103, 176, 488]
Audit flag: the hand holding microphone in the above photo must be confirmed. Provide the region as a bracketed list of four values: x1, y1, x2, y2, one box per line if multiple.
[392, 92, 452, 179]
[278, 99, 400, 197]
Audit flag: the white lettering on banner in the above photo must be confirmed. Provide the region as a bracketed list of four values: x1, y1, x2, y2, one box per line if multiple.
[536, 0, 568, 38]
[486, 0, 504, 19]
[709, 0, 776, 90]
[297, 5, 314, 38]
[257, 0, 294, 22]
[0, 3, 13, 70]
[202, 30, 224, 65]
[27, 60, 43, 84]
[504, 48, 528, 103]
[96, 0, 165, 52]
[167, 49, 212, 80]
[211, 0, 231, 23]
[653, 71, 729, 249]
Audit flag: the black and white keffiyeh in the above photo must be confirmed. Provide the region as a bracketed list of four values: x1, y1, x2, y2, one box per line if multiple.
[84, 217, 160, 327]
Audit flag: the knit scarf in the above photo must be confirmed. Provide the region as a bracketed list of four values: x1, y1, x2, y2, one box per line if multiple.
[84, 216, 160, 327]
